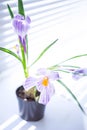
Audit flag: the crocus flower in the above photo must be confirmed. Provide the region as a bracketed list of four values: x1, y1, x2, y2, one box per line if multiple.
[12, 14, 31, 52]
[72, 68, 87, 80]
[23, 68, 59, 105]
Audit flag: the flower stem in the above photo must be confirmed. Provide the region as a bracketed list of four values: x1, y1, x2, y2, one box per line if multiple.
[20, 43, 29, 78]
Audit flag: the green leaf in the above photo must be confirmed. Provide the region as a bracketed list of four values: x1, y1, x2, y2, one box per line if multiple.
[7, 4, 14, 18]
[59, 65, 80, 68]
[0, 47, 22, 63]
[30, 39, 58, 67]
[49, 64, 80, 71]
[49, 54, 87, 70]
[56, 69, 70, 73]
[59, 54, 87, 65]
[18, 0, 25, 16]
[57, 79, 86, 115]
[55, 65, 80, 73]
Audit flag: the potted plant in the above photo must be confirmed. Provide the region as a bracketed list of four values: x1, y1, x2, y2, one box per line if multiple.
[0, 0, 87, 121]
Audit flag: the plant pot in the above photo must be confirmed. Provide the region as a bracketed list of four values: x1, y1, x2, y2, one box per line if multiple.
[16, 86, 46, 121]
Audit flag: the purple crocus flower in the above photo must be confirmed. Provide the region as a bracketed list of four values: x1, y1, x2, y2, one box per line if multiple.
[23, 68, 59, 105]
[12, 14, 31, 52]
[72, 68, 87, 80]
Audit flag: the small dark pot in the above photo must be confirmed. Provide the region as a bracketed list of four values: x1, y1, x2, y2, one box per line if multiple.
[16, 86, 46, 121]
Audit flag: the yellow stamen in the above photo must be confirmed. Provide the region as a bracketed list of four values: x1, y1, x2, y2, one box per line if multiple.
[42, 77, 49, 87]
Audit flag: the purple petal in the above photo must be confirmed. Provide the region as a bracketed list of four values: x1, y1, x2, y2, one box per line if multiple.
[38, 82, 55, 105]
[37, 68, 48, 76]
[12, 14, 31, 38]
[72, 68, 87, 80]
[26, 16, 31, 24]
[47, 82, 55, 97]
[19, 36, 26, 52]
[37, 68, 59, 80]
[23, 77, 37, 90]
[48, 71, 59, 80]
[14, 14, 24, 20]
[39, 89, 49, 105]
[36, 78, 44, 92]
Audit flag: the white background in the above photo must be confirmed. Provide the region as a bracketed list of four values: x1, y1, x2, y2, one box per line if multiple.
[0, 0, 87, 130]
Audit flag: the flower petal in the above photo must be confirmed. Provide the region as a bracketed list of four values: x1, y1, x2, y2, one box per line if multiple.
[37, 68, 59, 80]
[23, 77, 37, 90]
[39, 88, 49, 105]
[38, 82, 55, 105]
[37, 68, 48, 76]
[36, 78, 44, 92]
[19, 36, 27, 52]
[26, 16, 31, 24]
[12, 14, 31, 38]
[47, 82, 55, 97]
[14, 14, 24, 20]
[48, 71, 59, 80]
[72, 68, 87, 80]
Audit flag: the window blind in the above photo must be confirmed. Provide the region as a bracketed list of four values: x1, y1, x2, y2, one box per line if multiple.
[0, 0, 85, 75]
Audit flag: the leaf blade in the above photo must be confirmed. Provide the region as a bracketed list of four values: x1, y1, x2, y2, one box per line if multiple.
[18, 0, 25, 16]
[49, 54, 87, 70]
[59, 54, 87, 65]
[57, 79, 86, 115]
[30, 39, 58, 67]
[7, 4, 14, 18]
[0, 47, 22, 63]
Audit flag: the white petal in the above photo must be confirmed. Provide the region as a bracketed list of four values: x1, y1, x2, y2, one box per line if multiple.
[39, 82, 55, 105]
[39, 89, 49, 105]
[37, 68, 59, 80]
[23, 77, 37, 90]
[36, 78, 44, 92]
[47, 82, 55, 97]
[48, 71, 59, 80]
[37, 68, 47, 76]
